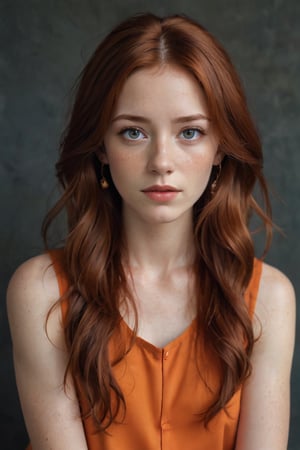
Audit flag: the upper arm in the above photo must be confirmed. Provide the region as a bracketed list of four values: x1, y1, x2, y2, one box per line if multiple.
[235, 263, 296, 450]
[7, 254, 88, 450]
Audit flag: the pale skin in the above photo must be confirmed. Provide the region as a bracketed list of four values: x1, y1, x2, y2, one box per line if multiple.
[7, 66, 295, 450]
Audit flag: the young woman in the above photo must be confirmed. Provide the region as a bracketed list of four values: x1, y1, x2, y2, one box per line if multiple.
[7, 13, 295, 450]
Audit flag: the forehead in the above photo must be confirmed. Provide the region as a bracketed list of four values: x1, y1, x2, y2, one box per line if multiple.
[113, 65, 209, 117]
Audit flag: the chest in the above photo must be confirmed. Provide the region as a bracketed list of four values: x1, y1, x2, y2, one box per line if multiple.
[122, 270, 196, 348]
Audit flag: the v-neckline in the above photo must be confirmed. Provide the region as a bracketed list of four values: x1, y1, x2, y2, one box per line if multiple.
[119, 316, 197, 354]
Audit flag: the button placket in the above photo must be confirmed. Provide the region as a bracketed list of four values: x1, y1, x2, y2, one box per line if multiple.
[160, 348, 171, 443]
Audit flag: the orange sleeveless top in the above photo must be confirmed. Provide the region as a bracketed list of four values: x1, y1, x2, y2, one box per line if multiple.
[48, 249, 262, 450]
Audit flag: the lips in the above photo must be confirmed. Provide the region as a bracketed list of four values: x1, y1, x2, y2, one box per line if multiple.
[142, 185, 180, 192]
[141, 185, 181, 202]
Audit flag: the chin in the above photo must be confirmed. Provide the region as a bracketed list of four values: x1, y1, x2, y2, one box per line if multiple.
[144, 210, 191, 225]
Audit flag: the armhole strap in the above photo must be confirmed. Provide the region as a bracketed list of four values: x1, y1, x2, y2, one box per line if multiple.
[48, 249, 69, 324]
[245, 258, 263, 319]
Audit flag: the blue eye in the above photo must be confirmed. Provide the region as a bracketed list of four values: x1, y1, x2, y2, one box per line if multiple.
[121, 128, 145, 140]
[180, 128, 202, 140]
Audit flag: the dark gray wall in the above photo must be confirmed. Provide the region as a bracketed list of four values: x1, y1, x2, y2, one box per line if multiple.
[1, 1, 299, 449]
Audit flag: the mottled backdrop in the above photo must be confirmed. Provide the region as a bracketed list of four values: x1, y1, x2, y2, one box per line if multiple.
[1, 1, 299, 449]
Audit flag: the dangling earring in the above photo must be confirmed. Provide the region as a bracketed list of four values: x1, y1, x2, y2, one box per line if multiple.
[100, 163, 109, 189]
[210, 163, 221, 196]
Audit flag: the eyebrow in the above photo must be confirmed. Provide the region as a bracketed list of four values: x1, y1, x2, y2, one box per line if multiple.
[111, 113, 210, 123]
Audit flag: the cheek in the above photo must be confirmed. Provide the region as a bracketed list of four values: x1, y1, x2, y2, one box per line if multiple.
[104, 140, 147, 185]
[184, 156, 215, 196]
[104, 135, 141, 165]
[185, 152, 216, 177]
[104, 150, 141, 196]
[106, 152, 141, 180]
[180, 137, 219, 170]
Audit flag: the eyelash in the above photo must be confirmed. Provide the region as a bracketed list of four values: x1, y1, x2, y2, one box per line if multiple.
[119, 127, 146, 140]
[118, 126, 206, 141]
[180, 127, 205, 140]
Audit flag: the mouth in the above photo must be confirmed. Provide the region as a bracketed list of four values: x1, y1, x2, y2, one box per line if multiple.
[141, 185, 181, 202]
[142, 185, 181, 193]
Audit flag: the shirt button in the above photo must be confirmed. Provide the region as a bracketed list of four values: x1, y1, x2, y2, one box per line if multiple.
[164, 351, 169, 360]
[161, 421, 170, 430]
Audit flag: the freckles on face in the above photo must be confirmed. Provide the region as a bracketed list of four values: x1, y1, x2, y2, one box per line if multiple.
[102, 65, 220, 224]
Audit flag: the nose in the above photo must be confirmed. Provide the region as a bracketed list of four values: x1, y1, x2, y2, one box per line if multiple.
[146, 138, 175, 175]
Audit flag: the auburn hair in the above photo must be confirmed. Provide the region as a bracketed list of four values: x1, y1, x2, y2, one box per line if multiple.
[43, 13, 272, 430]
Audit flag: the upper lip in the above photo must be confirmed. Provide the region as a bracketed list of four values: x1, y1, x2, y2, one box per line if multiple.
[142, 185, 181, 192]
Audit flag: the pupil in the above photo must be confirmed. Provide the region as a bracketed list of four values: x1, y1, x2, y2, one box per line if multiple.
[185, 129, 194, 138]
[130, 129, 139, 138]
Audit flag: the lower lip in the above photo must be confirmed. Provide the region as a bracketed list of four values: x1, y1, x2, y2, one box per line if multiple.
[142, 191, 179, 201]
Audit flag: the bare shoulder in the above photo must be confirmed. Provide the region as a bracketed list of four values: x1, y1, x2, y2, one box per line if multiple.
[257, 262, 296, 317]
[7, 255, 88, 449]
[254, 261, 296, 361]
[236, 266, 296, 449]
[7, 253, 59, 311]
[7, 253, 62, 351]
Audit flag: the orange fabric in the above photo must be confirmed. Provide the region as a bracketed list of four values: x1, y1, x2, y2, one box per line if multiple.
[46, 250, 262, 450]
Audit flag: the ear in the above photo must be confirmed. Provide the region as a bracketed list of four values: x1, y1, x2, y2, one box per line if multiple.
[213, 146, 224, 166]
[96, 144, 109, 164]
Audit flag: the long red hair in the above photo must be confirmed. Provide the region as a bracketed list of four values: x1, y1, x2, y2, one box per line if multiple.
[43, 13, 272, 429]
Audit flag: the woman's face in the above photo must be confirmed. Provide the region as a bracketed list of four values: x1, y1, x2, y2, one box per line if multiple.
[103, 65, 220, 227]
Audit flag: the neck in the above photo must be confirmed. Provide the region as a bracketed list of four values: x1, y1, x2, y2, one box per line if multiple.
[122, 212, 195, 275]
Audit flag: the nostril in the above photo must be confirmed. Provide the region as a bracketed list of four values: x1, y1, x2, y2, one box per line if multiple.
[150, 167, 174, 175]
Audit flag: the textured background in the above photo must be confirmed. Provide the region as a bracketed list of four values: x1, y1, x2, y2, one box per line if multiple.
[1, 1, 299, 449]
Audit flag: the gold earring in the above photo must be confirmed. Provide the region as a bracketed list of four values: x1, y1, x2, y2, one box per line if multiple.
[100, 163, 109, 189]
[210, 163, 221, 196]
